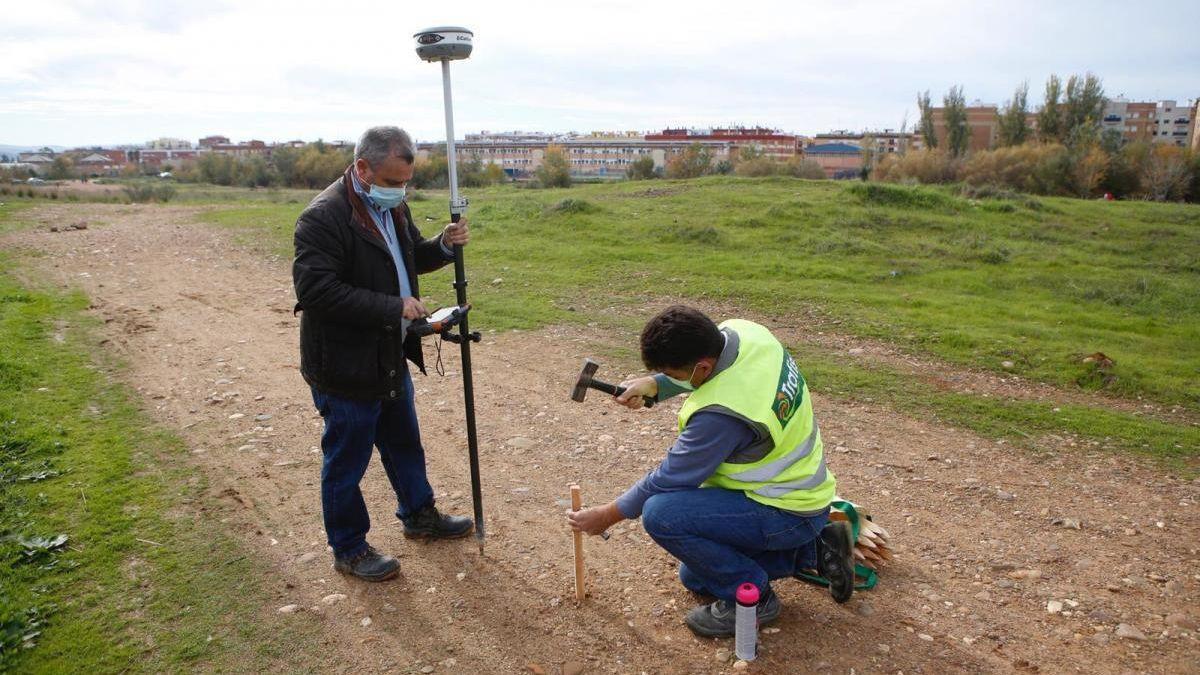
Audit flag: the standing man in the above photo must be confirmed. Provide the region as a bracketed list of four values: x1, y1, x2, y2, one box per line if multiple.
[293, 126, 473, 582]
[568, 306, 856, 636]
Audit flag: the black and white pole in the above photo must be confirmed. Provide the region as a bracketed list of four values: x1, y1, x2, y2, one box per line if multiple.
[414, 26, 485, 554]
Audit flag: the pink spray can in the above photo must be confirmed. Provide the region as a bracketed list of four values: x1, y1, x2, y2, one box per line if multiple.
[734, 582, 759, 661]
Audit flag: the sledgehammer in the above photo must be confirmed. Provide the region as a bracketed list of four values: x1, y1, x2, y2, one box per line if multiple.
[571, 358, 655, 409]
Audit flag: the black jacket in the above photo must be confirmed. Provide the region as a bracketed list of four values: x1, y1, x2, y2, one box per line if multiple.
[293, 168, 453, 400]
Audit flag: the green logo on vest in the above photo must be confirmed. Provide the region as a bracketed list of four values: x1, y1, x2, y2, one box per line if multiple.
[773, 351, 805, 425]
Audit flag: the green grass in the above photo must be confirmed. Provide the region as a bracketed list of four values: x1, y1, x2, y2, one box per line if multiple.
[202, 177, 1200, 410]
[0, 203, 319, 671]
[196, 177, 1200, 468]
[199, 177, 1200, 468]
[789, 342, 1199, 466]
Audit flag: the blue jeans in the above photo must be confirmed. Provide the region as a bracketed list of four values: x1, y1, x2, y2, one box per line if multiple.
[642, 488, 827, 602]
[311, 368, 435, 560]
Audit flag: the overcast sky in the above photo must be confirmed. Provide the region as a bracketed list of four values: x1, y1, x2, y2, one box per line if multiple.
[2, 0, 1197, 148]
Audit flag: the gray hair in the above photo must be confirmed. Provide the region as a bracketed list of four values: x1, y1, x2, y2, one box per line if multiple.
[354, 126, 415, 168]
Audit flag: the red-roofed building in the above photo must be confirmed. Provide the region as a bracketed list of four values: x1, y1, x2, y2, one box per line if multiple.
[645, 127, 798, 159]
[207, 140, 271, 157]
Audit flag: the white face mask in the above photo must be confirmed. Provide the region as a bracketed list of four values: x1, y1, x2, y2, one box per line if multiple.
[664, 364, 699, 391]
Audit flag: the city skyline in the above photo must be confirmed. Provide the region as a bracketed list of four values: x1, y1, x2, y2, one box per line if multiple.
[3, 0, 1198, 148]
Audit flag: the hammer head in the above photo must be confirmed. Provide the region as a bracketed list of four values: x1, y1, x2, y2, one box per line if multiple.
[571, 358, 600, 402]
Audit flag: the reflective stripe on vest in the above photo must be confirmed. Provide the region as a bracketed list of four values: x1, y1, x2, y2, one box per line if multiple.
[727, 424, 819, 483]
[753, 458, 828, 498]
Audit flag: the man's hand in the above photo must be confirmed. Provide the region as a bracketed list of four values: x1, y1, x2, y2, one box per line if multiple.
[441, 218, 470, 249]
[615, 375, 658, 410]
[402, 297, 428, 321]
[567, 502, 625, 537]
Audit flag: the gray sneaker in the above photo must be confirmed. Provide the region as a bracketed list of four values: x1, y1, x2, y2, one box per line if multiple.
[684, 589, 781, 638]
[333, 546, 400, 582]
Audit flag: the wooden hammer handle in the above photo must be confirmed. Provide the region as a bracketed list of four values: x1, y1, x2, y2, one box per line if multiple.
[571, 485, 585, 602]
[591, 380, 655, 408]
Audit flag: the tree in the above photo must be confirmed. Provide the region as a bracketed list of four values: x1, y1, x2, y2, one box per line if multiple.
[859, 134, 879, 178]
[626, 155, 657, 180]
[732, 144, 773, 177]
[943, 85, 968, 157]
[196, 153, 237, 185]
[537, 144, 572, 187]
[735, 145, 764, 163]
[665, 143, 712, 179]
[1141, 145, 1191, 201]
[271, 145, 302, 186]
[1038, 75, 1064, 142]
[412, 144, 449, 189]
[239, 156, 273, 188]
[917, 90, 937, 149]
[47, 155, 76, 180]
[293, 144, 352, 188]
[997, 81, 1030, 147]
[1063, 72, 1105, 145]
[1069, 143, 1109, 198]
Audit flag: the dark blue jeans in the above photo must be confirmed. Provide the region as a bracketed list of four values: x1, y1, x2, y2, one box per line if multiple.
[311, 368, 435, 560]
[642, 488, 827, 602]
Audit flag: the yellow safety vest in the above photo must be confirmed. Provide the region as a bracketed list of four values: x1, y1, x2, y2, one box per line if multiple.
[680, 319, 836, 513]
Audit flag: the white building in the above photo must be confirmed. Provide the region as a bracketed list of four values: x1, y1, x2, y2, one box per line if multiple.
[1152, 100, 1193, 148]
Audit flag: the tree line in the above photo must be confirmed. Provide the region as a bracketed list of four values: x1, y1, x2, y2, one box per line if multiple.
[174, 143, 506, 190]
[898, 74, 1199, 201]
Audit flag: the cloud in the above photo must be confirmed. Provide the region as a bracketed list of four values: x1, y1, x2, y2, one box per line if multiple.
[1, 0, 1197, 146]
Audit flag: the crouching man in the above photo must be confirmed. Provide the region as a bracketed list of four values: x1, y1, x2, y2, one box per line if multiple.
[568, 305, 855, 636]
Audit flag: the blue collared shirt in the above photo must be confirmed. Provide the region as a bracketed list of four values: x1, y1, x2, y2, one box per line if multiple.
[350, 172, 454, 298]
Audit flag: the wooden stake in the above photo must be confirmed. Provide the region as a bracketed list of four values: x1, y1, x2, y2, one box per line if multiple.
[571, 484, 585, 602]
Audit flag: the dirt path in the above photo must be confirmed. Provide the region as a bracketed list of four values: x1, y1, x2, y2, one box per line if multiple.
[4, 203, 1198, 674]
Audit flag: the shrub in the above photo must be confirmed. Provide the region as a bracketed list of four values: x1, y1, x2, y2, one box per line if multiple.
[1140, 145, 1192, 201]
[786, 158, 828, 179]
[845, 182, 959, 210]
[536, 145, 572, 188]
[660, 224, 722, 244]
[122, 183, 175, 203]
[961, 143, 1073, 196]
[626, 156, 658, 180]
[733, 158, 779, 177]
[547, 198, 598, 214]
[873, 149, 961, 184]
[665, 143, 713, 179]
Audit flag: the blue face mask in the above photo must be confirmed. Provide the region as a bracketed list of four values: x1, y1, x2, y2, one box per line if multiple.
[664, 364, 699, 391]
[368, 184, 406, 210]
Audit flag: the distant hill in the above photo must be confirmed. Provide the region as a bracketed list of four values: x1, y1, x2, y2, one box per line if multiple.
[0, 144, 67, 158]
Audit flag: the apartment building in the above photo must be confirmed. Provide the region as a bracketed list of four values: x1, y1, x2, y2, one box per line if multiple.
[645, 127, 797, 160]
[1193, 101, 1200, 152]
[146, 137, 193, 150]
[1100, 98, 1194, 147]
[1101, 99, 1157, 144]
[204, 139, 271, 157]
[419, 127, 789, 179]
[1152, 100, 1193, 147]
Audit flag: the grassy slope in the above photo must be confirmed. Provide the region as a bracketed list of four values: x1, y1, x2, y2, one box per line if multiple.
[196, 178, 1196, 468]
[0, 200, 319, 672]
